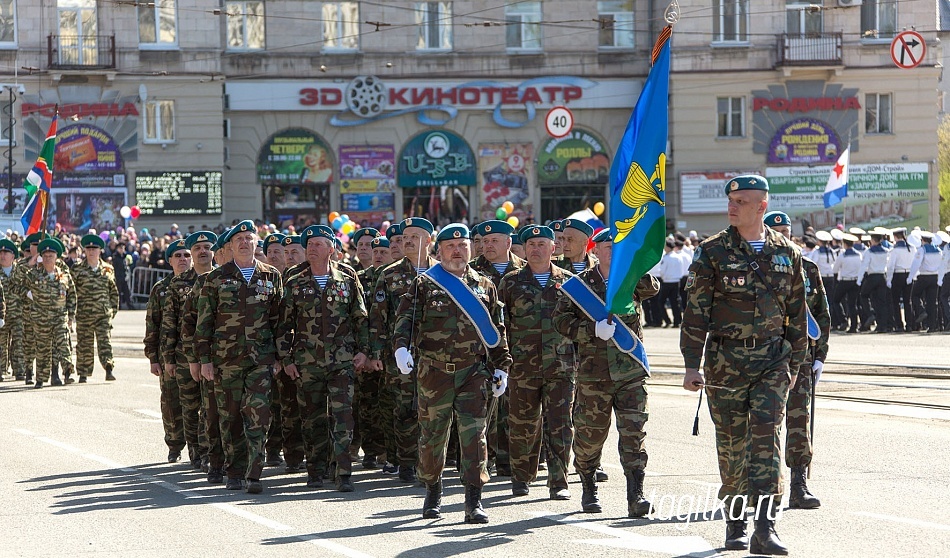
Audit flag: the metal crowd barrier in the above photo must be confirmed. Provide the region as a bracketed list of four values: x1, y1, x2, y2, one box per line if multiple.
[131, 266, 173, 307]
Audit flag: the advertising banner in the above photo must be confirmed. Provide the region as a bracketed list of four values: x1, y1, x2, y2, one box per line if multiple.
[478, 143, 534, 222]
[257, 128, 334, 184]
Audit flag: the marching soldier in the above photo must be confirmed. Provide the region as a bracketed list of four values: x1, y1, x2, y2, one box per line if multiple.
[351, 228, 385, 469]
[510, 232, 526, 260]
[857, 229, 891, 332]
[555, 219, 597, 274]
[886, 227, 916, 332]
[392, 223, 511, 523]
[682, 175, 806, 555]
[73, 234, 119, 383]
[831, 234, 863, 333]
[352, 227, 378, 272]
[385, 222, 404, 262]
[156, 239, 192, 462]
[14, 233, 42, 384]
[195, 220, 283, 494]
[908, 232, 943, 332]
[282, 235, 305, 270]
[0, 239, 20, 382]
[28, 238, 76, 389]
[550, 220, 565, 258]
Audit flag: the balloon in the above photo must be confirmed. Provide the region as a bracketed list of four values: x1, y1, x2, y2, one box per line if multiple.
[495, 208, 508, 220]
[130, 206, 141, 219]
[502, 201, 514, 214]
[593, 202, 605, 216]
[341, 221, 356, 235]
[341, 214, 350, 223]
[328, 211, 340, 223]
[99, 232, 110, 241]
[119, 206, 132, 219]
[340, 234, 350, 244]
[332, 217, 344, 230]
[507, 216, 519, 229]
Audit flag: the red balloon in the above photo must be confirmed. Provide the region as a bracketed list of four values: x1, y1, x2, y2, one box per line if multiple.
[130, 206, 141, 219]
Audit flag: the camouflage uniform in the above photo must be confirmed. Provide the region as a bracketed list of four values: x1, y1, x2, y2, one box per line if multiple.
[0, 264, 20, 379]
[392, 266, 512, 488]
[681, 226, 808, 504]
[72, 260, 119, 378]
[498, 264, 575, 492]
[277, 266, 369, 483]
[553, 253, 598, 274]
[195, 260, 283, 483]
[27, 265, 75, 384]
[12, 256, 37, 380]
[353, 264, 386, 463]
[144, 275, 184, 455]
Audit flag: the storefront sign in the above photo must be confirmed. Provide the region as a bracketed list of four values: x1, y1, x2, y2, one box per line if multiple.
[135, 171, 223, 216]
[257, 128, 334, 184]
[55, 124, 124, 173]
[397, 130, 476, 188]
[752, 96, 861, 113]
[479, 143, 534, 222]
[537, 129, 610, 185]
[767, 118, 841, 165]
[679, 171, 756, 214]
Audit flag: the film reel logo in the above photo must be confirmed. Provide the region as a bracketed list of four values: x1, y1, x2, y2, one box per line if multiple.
[345, 76, 387, 118]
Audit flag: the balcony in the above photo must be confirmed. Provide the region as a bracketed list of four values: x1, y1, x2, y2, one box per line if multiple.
[47, 35, 116, 70]
[777, 32, 842, 66]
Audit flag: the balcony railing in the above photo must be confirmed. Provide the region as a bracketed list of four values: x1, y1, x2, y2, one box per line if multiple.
[47, 35, 116, 70]
[777, 32, 842, 66]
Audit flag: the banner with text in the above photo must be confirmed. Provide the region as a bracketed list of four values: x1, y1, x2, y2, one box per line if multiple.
[339, 145, 396, 226]
[478, 143, 534, 222]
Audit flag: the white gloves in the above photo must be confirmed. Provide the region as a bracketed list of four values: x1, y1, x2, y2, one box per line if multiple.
[491, 369, 508, 398]
[812, 360, 823, 384]
[395, 347, 413, 375]
[26, 291, 33, 301]
[907, 276, 914, 285]
[0, 318, 5, 328]
[595, 319, 616, 341]
[940, 279, 944, 288]
[856, 280, 862, 287]
[886, 281, 892, 289]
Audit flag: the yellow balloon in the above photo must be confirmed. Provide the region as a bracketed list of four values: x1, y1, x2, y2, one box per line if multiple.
[593, 202, 605, 216]
[507, 216, 519, 229]
[342, 221, 356, 234]
[502, 201, 515, 214]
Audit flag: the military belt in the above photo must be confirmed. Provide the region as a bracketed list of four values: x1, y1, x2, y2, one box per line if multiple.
[712, 335, 782, 349]
[419, 354, 485, 373]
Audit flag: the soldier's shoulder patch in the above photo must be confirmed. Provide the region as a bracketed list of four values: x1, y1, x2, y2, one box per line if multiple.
[374, 289, 386, 303]
[685, 271, 697, 290]
[693, 246, 702, 261]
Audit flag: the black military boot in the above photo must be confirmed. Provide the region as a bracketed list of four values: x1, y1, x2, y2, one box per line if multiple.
[464, 484, 489, 524]
[208, 467, 225, 484]
[336, 475, 354, 492]
[789, 466, 821, 509]
[399, 464, 416, 483]
[595, 465, 609, 482]
[724, 497, 749, 551]
[25, 372, 33, 385]
[33, 381, 44, 389]
[749, 498, 789, 555]
[105, 365, 116, 381]
[64, 370, 74, 385]
[422, 480, 442, 519]
[78, 376, 88, 384]
[50, 365, 63, 386]
[579, 471, 602, 513]
[625, 469, 653, 518]
[511, 480, 530, 496]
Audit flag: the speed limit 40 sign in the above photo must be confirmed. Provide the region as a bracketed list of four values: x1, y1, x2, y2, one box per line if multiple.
[545, 106, 574, 139]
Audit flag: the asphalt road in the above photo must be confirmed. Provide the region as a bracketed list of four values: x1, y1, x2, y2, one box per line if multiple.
[1, 311, 948, 557]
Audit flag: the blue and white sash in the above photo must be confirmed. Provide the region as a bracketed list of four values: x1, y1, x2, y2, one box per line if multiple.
[422, 263, 501, 349]
[560, 276, 650, 374]
[806, 306, 820, 341]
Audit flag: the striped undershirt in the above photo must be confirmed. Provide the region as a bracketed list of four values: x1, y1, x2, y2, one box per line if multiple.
[748, 240, 765, 253]
[572, 262, 586, 274]
[238, 266, 255, 283]
[314, 275, 329, 289]
[534, 272, 550, 288]
[492, 262, 509, 275]
[414, 267, 428, 274]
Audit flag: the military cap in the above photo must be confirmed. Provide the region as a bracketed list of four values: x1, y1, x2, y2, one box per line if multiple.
[920, 231, 934, 240]
[764, 211, 791, 228]
[561, 218, 594, 238]
[724, 174, 769, 195]
[371, 237, 390, 249]
[257, 239, 264, 249]
[860, 234, 871, 242]
[282, 234, 302, 247]
[815, 230, 834, 242]
[81, 234, 106, 250]
[185, 230, 217, 249]
[224, 219, 255, 243]
[591, 229, 613, 243]
[471, 222, 483, 238]
[476, 220, 514, 237]
[385, 222, 403, 240]
[38, 238, 63, 257]
[849, 227, 866, 235]
[436, 223, 470, 245]
[165, 238, 188, 260]
[333, 237, 343, 252]
[549, 220, 564, 232]
[871, 227, 891, 236]
[510, 233, 523, 245]
[25, 232, 43, 246]
[0, 238, 19, 257]
[351, 227, 380, 245]
[214, 228, 231, 250]
[262, 233, 286, 254]
[830, 228, 844, 241]
[840, 233, 859, 243]
[937, 231, 950, 245]
[402, 217, 434, 234]
[519, 225, 554, 243]
[302, 225, 335, 247]
[892, 227, 908, 235]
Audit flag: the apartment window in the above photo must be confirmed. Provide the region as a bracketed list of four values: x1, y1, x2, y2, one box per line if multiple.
[226, 1, 265, 50]
[416, 2, 452, 50]
[861, 0, 897, 40]
[323, 2, 359, 51]
[0, 0, 16, 46]
[865, 93, 892, 134]
[713, 0, 749, 43]
[786, 1, 821, 35]
[717, 96, 745, 137]
[139, 0, 177, 47]
[598, 1, 634, 49]
[505, 2, 541, 51]
[144, 100, 175, 143]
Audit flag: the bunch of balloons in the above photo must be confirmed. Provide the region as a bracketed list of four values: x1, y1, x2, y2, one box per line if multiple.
[119, 205, 142, 219]
[494, 201, 519, 229]
[329, 211, 356, 235]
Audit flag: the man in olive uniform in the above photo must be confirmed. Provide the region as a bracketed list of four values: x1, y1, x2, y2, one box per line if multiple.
[682, 176, 807, 555]
[386, 222, 404, 263]
[555, 219, 597, 274]
[195, 220, 283, 494]
[14, 233, 42, 384]
[765, 211, 829, 510]
[276, 225, 370, 491]
[0, 239, 19, 381]
[282, 235, 305, 270]
[73, 234, 119, 383]
[27, 238, 75, 388]
[155, 239, 192, 462]
[553, 229, 654, 518]
[392, 223, 512, 523]
[510, 233, 526, 260]
[498, 225, 574, 500]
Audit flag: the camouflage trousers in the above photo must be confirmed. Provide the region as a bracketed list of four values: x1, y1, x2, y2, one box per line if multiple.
[34, 321, 75, 383]
[265, 371, 305, 466]
[201, 378, 225, 470]
[0, 322, 24, 377]
[384, 355, 419, 468]
[785, 362, 815, 468]
[22, 313, 36, 377]
[296, 364, 355, 479]
[416, 357, 491, 488]
[509, 369, 575, 489]
[354, 368, 387, 459]
[573, 375, 648, 476]
[704, 337, 791, 501]
[215, 364, 272, 481]
[174, 365, 206, 463]
[76, 311, 114, 377]
[160, 368, 185, 452]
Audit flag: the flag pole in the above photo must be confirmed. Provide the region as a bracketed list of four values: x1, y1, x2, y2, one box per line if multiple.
[38, 105, 58, 241]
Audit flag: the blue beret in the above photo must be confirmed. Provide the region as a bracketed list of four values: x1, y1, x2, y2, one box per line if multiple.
[38, 238, 63, 257]
[334, 237, 343, 252]
[520, 225, 554, 243]
[725, 174, 769, 195]
[225, 220, 255, 243]
[0, 238, 19, 257]
[282, 234, 302, 247]
[257, 240, 264, 249]
[510, 233, 523, 245]
[385, 223, 403, 240]
[165, 239, 187, 260]
[476, 220, 514, 237]
[591, 229, 613, 243]
[371, 237, 390, 248]
[549, 220, 564, 232]
[351, 228, 380, 244]
[81, 234, 105, 250]
[470, 222, 483, 238]
[262, 233, 286, 255]
[764, 211, 791, 228]
[562, 218, 594, 238]
[436, 223, 470, 245]
[214, 229, 231, 250]
[185, 231, 217, 249]
[302, 225, 335, 247]
[402, 217, 434, 235]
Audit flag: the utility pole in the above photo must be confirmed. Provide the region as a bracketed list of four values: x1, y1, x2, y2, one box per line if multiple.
[1, 84, 25, 215]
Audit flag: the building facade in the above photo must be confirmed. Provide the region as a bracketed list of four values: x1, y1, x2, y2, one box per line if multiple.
[0, 1, 942, 235]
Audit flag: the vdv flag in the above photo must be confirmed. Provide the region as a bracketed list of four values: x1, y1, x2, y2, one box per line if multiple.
[23, 115, 57, 197]
[605, 26, 672, 315]
[823, 147, 849, 208]
[21, 191, 46, 235]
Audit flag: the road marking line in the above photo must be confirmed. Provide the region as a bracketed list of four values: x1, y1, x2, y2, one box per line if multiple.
[212, 502, 292, 531]
[298, 535, 377, 558]
[139, 383, 160, 389]
[853, 511, 950, 531]
[135, 409, 163, 419]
